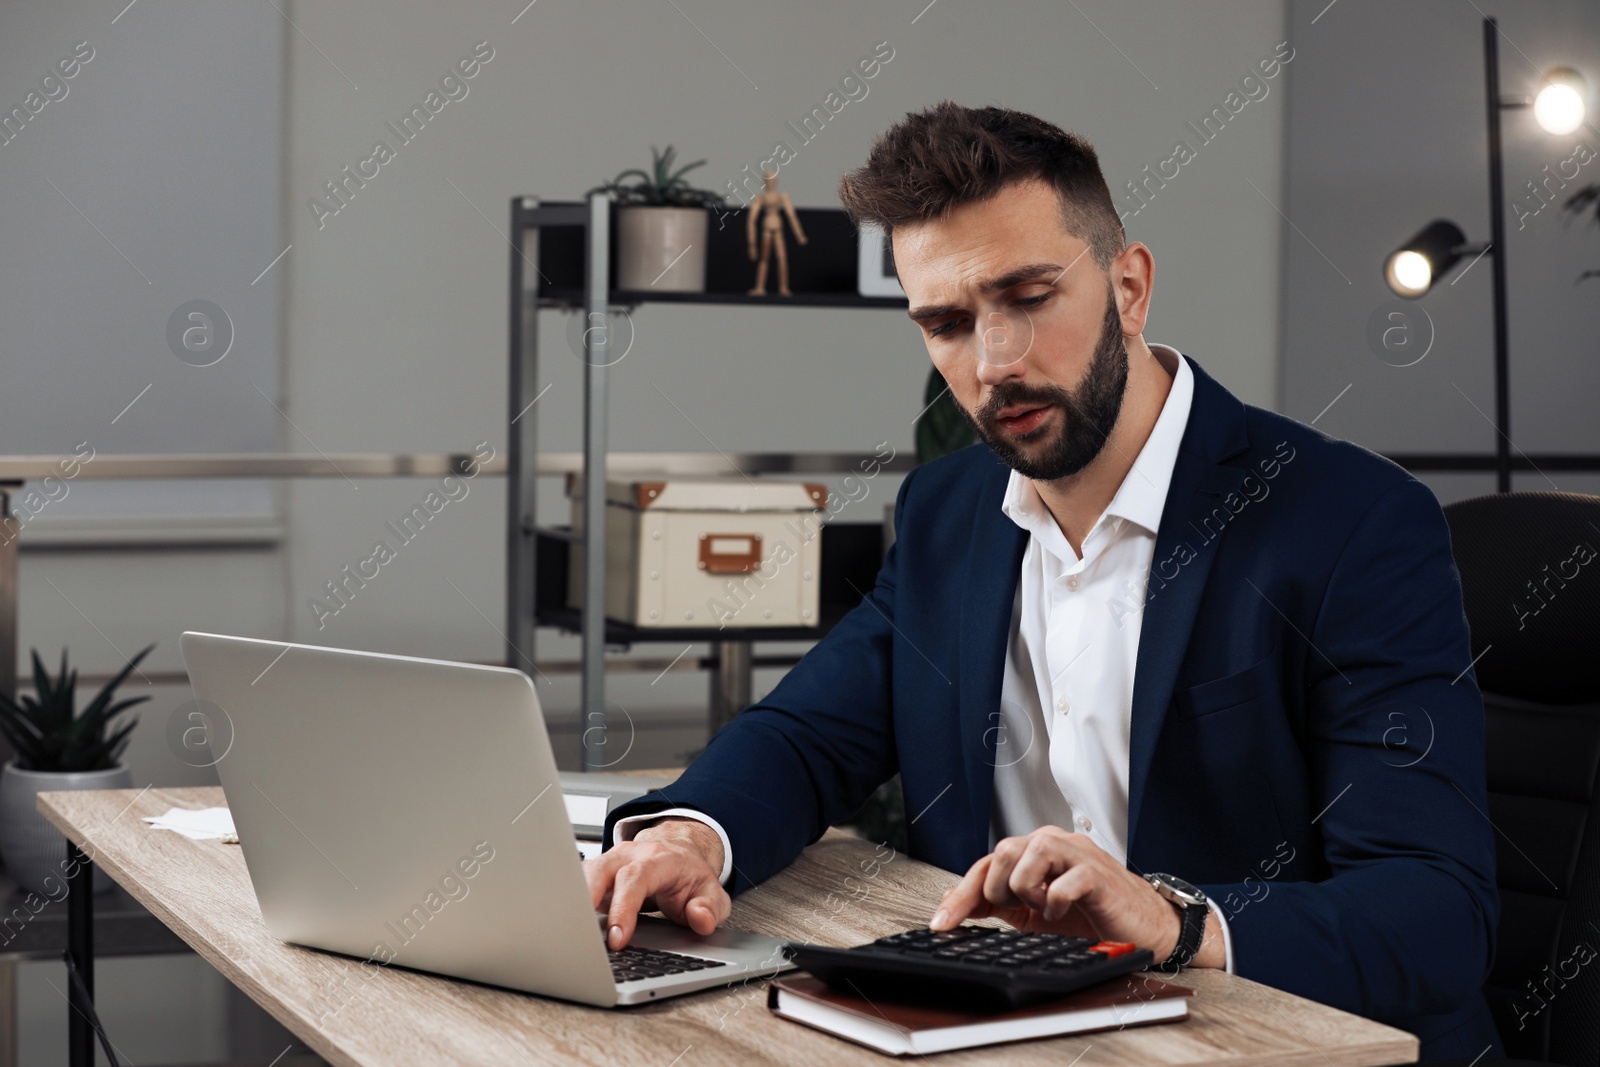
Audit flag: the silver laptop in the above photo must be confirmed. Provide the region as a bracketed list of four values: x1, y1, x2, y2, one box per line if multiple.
[179, 631, 793, 1007]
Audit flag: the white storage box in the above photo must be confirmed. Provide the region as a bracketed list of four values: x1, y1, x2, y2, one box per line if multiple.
[568, 478, 827, 628]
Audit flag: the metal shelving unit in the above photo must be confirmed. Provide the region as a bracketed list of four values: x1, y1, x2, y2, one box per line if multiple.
[506, 193, 913, 770]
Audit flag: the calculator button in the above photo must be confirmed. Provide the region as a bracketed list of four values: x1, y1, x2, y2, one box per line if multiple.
[784, 926, 1154, 1011]
[1088, 940, 1136, 957]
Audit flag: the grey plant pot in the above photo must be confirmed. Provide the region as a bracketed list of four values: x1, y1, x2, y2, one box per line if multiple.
[616, 206, 709, 292]
[0, 761, 131, 896]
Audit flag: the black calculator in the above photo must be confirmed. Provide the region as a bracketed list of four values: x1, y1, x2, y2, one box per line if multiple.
[784, 925, 1155, 1009]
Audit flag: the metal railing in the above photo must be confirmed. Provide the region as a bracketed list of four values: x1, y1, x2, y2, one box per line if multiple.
[0, 449, 905, 749]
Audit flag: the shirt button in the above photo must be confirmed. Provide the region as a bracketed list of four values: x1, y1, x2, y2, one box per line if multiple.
[1056, 697, 1070, 714]
[1076, 814, 1092, 832]
[1065, 576, 1080, 590]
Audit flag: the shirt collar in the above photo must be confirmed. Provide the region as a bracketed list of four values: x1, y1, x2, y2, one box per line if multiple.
[999, 344, 1194, 540]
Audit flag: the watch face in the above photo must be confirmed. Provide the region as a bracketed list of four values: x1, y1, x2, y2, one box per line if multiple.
[1150, 873, 1207, 906]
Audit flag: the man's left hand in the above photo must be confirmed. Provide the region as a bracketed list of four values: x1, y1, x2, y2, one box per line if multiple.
[930, 826, 1190, 964]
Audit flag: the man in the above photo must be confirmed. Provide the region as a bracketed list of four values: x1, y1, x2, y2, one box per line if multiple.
[587, 102, 1499, 1059]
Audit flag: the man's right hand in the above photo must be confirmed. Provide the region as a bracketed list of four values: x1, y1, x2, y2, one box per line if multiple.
[583, 817, 730, 951]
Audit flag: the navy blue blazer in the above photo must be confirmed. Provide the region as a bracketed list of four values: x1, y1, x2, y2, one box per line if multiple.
[606, 355, 1500, 1058]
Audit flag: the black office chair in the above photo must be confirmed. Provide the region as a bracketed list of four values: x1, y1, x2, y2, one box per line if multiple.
[1430, 491, 1600, 1066]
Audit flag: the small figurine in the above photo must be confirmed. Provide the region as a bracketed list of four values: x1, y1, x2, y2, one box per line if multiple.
[746, 170, 808, 296]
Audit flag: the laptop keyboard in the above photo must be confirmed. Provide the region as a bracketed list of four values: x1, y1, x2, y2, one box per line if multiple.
[608, 945, 722, 984]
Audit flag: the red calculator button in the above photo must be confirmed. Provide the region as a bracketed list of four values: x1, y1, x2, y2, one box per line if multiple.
[1088, 941, 1136, 957]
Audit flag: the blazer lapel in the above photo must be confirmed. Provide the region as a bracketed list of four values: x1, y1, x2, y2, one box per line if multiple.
[1125, 358, 1251, 857]
[947, 357, 1251, 865]
[956, 454, 1029, 861]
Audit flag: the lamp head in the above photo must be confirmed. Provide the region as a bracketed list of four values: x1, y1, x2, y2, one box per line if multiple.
[1534, 68, 1588, 135]
[1384, 220, 1469, 298]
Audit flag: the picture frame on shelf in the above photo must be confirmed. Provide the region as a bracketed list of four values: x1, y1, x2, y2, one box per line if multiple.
[856, 221, 903, 298]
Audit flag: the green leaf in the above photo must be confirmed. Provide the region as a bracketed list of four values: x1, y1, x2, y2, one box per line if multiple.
[91, 644, 151, 707]
[1562, 183, 1599, 216]
[596, 145, 723, 209]
[76, 717, 139, 771]
[652, 145, 676, 188]
[99, 696, 151, 721]
[0, 644, 151, 771]
[0, 686, 28, 720]
[667, 158, 706, 185]
[29, 650, 73, 739]
[915, 368, 978, 464]
[31, 649, 53, 707]
[0, 714, 45, 767]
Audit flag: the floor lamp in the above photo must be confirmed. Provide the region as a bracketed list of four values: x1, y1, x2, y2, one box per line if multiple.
[1382, 16, 1588, 493]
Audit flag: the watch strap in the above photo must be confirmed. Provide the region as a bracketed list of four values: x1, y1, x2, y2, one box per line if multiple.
[1159, 892, 1207, 971]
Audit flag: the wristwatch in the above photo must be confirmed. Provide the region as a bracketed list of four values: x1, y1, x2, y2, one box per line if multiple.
[1144, 872, 1207, 971]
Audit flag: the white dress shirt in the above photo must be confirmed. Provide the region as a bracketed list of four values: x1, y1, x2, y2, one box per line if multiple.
[616, 344, 1232, 970]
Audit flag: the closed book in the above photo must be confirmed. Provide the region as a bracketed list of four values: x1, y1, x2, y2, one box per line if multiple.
[767, 973, 1193, 1056]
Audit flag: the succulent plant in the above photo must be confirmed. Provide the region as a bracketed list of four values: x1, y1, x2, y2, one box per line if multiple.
[589, 145, 726, 209]
[0, 646, 152, 772]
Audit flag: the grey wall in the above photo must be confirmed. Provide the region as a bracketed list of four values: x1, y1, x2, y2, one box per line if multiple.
[1, 2, 284, 1060]
[0, 0, 283, 528]
[277, 0, 1290, 716]
[2, 0, 1292, 1060]
[5, 0, 1297, 689]
[1280, 0, 1600, 503]
[8, 3, 1600, 1058]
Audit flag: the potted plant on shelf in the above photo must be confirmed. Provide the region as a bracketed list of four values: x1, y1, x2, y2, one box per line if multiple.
[0, 645, 152, 895]
[589, 145, 726, 293]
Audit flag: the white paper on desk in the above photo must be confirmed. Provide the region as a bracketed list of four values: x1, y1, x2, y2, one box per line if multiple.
[563, 793, 610, 828]
[142, 806, 236, 841]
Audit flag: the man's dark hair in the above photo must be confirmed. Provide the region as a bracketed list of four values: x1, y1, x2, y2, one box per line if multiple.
[838, 101, 1126, 270]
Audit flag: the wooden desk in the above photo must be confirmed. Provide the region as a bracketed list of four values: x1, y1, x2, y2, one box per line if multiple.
[39, 787, 1417, 1066]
